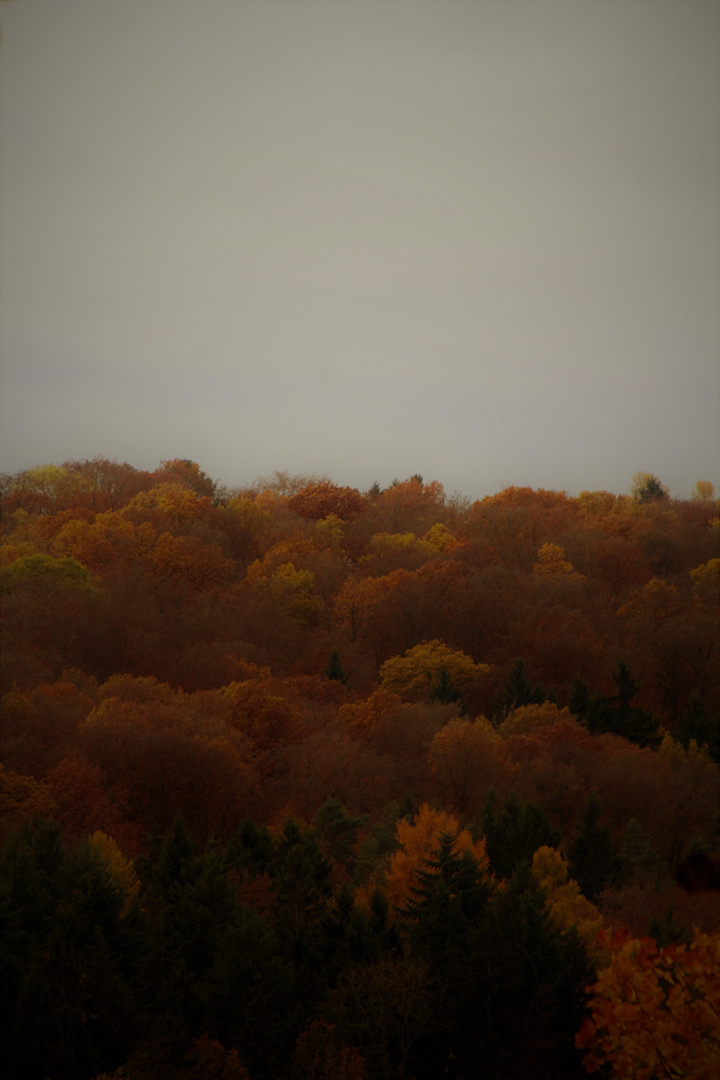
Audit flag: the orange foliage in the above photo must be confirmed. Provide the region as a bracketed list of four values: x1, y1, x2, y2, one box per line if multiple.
[333, 576, 386, 642]
[152, 532, 234, 589]
[287, 481, 366, 521]
[429, 718, 511, 815]
[337, 689, 409, 737]
[576, 928, 720, 1080]
[385, 803, 489, 914]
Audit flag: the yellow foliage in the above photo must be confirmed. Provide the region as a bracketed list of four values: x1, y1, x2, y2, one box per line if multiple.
[690, 557, 720, 610]
[88, 831, 140, 915]
[533, 543, 578, 576]
[423, 523, 458, 552]
[0, 764, 57, 821]
[0, 540, 41, 566]
[379, 640, 489, 700]
[363, 531, 437, 566]
[691, 480, 715, 501]
[498, 702, 572, 737]
[532, 846, 603, 956]
[385, 803, 489, 914]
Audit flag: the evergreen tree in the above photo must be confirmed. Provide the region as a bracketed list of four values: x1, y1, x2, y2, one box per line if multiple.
[431, 666, 461, 705]
[617, 817, 665, 888]
[1, 819, 140, 1080]
[568, 794, 620, 902]
[312, 797, 367, 870]
[480, 791, 560, 879]
[478, 864, 593, 1080]
[325, 649, 348, 683]
[568, 675, 589, 719]
[676, 692, 719, 763]
[503, 659, 549, 710]
[586, 662, 659, 747]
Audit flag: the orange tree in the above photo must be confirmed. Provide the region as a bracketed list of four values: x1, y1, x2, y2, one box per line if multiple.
[576, 928, 720, 1080]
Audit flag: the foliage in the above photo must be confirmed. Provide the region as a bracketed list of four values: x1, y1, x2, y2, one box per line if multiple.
[2, 458, 720, 1078]
[631, 471, 670, 504]
[576, 928, 720, 1080]
[385, 803, 489, 914]
[532, 846, 604, 955]
[379, 640, 488, 701]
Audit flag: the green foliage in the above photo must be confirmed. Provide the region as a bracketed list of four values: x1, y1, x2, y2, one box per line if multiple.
[647, 905, 691, 948]
[404, 832, 491, 960]
[480, 791, 561, 879]
[503, 659, 553, 710]
[617, 817, 665, 888]
[676, 692, 719, 763]
[631, 471, 669, 503]
[478, 864, 593, 1080]
[430, 666, 461, 705]
[1, 553, 96, 594]
[312, 797, 367, 869]
[0, 818, 140, 1080]
[586, 662, 660, 747]
[568, 794, 620, 902]
[324, 649, 348, 683]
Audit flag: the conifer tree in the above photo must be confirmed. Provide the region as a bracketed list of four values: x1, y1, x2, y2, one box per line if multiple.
[568, 794, 620, 902]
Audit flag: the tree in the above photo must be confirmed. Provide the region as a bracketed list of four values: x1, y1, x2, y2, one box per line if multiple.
[533, 543, 580, 577]
[502, 659, 550, 710]
[481, 863, 593, 1080]
[576, 929, 720, 1080]
[379, 640, 488, 702]
[567, 793, 620, 902]
[324, 650, 347, 683]
[586, 661, 660, 747]
[691, 480, 715, 502]
[151, 533, 234, 590]
[385, 804, 489, 916]
[428, 718, 509, 816]
[531, 846, 603, 956]
[287, 482, 365, 521]
[311, 797, 366, 869]
[631, 472, 669, 504]
[480, 791, 560, 880]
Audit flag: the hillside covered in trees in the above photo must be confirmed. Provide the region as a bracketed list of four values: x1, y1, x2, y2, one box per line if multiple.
[1, 457, 719, 1080]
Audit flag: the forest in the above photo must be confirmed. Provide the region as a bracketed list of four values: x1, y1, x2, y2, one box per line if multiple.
[1, 457, 719, 1080]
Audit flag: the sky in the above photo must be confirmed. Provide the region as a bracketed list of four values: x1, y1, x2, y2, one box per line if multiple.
[1, 0, 718, 500]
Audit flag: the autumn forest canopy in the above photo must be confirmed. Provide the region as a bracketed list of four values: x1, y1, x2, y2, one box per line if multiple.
[1, 456, 719, 1080]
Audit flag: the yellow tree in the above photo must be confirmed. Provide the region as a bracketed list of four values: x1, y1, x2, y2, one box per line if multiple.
[691, 481, 715, 502]
[532, 846, 603, 957]
[533, 543, 580, 577]
[379, 640, 488, 701]
[87, 831, 140, 915]
[498, 702, 572, 737]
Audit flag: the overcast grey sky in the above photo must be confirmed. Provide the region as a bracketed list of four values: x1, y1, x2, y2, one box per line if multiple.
[1, 0, 718, 499]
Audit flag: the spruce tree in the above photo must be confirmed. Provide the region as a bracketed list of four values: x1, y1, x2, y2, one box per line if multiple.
[481, 791, 560, 879]
[568, 794, 620, 902]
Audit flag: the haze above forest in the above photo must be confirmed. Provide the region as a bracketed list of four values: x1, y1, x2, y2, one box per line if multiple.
[1, 0, 718, 498]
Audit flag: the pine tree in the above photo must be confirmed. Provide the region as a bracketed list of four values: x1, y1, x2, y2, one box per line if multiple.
[480, 791, 560, 879]
[325, 649, 347, 683]
[568, 794, 620, 902]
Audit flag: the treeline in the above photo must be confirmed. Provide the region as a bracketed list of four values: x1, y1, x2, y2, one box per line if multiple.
[1, 457, 719, 1079]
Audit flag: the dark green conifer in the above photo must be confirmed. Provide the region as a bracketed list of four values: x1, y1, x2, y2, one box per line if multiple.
[568, 793, 620, 902]
[324, 649, 347, 683]
[480, 791, 560, 879]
